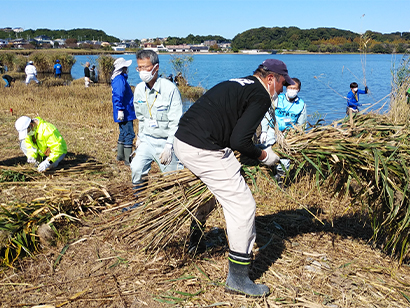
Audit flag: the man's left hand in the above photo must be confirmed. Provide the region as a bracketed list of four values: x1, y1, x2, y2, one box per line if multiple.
[37, 159, 51, 172]
[159, 143, 173, 165]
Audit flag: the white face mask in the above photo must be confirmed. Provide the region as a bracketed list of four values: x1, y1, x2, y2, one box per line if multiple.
[352, 87, 358, 92]
[139, 64, 158, 83]
[268, 79, 279, 102]
[287, 89, 298, 99]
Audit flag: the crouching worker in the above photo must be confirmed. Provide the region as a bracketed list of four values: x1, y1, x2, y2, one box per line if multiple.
[15, 116, 67, 172]
[174, 59, 294, 296]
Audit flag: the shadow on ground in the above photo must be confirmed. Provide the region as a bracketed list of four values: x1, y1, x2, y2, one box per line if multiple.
[180, 207, 374, 282]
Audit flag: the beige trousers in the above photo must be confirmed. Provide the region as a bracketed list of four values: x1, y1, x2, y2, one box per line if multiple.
[174, 137, 256, 254]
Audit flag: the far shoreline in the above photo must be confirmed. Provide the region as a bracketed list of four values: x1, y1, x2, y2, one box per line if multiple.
[0, 49, 402, 56]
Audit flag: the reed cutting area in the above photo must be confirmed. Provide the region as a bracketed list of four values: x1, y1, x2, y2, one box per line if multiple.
[0, 59, 410, 307]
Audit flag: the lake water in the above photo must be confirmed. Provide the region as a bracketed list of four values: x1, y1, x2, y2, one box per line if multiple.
[71, 53, 404, 124]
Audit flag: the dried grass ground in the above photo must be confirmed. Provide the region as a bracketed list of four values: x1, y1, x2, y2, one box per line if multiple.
[0, 82, 410, 308]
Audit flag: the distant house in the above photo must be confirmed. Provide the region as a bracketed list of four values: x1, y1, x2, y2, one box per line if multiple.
[203, 40, 217, 46]
[34, 35, 51, 42]
[218, 42, 231, 50]
[143, 44, 168, 53]
[0, 27, 13, 32]
[54, 38, 66, 46]
[190, 46, 209, 53]
[13, 27, 24, 33]
[100, 42, 111, 48]
[165, 44, 191, 53]
[112, 44, 127, 51]
[11, 38, 30, 49]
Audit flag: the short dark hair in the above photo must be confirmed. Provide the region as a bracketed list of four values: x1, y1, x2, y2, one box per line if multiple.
[253, 66, 282, 82]
[350, 82, 358, 88]
[290, 77, 301, 90]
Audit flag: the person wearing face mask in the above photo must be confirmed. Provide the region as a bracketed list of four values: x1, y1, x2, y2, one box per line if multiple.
[112, 57, 136, 166]
[259, 78, 306, 186]
[128, 50, 183, 208]
[14, 116, 67, 172]
[346, 82, 368, 115]
[173, 59, 294, 296]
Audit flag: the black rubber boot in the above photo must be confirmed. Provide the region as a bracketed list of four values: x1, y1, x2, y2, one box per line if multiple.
[187, 220, 206, 255]
[225, 251, 270, 297]
[116, 143, 125, 161]
[124, 146, 133, 166]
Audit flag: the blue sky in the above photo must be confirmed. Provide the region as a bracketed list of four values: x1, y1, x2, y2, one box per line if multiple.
[3, 0, 409, 40]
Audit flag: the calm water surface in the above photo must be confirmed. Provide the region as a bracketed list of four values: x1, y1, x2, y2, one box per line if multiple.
[71, 54, 403, 123]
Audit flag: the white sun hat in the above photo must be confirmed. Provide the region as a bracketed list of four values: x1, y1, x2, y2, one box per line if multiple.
[113, 57, 132, 70]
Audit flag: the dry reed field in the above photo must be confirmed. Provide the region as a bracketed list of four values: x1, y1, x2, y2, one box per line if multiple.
[0, 80, 410, 308]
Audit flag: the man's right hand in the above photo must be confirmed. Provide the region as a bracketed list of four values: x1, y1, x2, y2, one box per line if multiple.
[259, 147, 280, 167]
[117, 110, 124, 121]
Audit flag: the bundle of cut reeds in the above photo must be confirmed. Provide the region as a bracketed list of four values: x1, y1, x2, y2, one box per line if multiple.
[106, 168, 214, 255]
[277, 113, 410, 263]
[0, 184, 113, 267]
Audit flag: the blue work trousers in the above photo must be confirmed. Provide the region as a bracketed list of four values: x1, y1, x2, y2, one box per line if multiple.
[118, 120, 135, 146]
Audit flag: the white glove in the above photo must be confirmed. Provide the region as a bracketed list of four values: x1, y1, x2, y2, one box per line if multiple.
[27, 157, 37, 164]
[259, 147, 280, 167]
[159, 143, 173, 165]
[117, 110, 124, 122]
[260, 132, 267, 144]
[37, 159, 51, 172]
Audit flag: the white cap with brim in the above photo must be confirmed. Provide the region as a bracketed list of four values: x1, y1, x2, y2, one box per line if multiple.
[113, 58, 132, 71]
[28, 61, 33, 64]
[15, 116, 31, 140]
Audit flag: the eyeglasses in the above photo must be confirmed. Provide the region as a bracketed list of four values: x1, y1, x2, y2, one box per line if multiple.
[136, 65, 154, 72]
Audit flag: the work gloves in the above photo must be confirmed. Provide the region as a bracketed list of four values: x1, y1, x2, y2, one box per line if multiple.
[37, 159, 51, 172]
[159, 143, 173, 165]
[260, 132, 267, 144]
[27, 156, 37, 164]
[259, 147, 279, 167]
[117, 110, 124, 122]
[365, 86, 369, 94]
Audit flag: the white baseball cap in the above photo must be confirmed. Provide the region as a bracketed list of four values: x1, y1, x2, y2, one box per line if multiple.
[15, 116, 32, 140]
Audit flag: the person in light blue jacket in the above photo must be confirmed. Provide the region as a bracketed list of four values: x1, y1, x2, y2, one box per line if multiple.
[260, 78, 306, 184]
[111, 57, 136, 166]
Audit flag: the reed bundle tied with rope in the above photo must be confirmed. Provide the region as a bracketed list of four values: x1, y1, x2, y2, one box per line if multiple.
[115, 112, 410, 263]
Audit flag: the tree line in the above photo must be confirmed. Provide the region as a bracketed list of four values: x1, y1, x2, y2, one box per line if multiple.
[231, 27, 410, 53]
[0, 28, 119, 42]
[1, 26, 410, 53]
